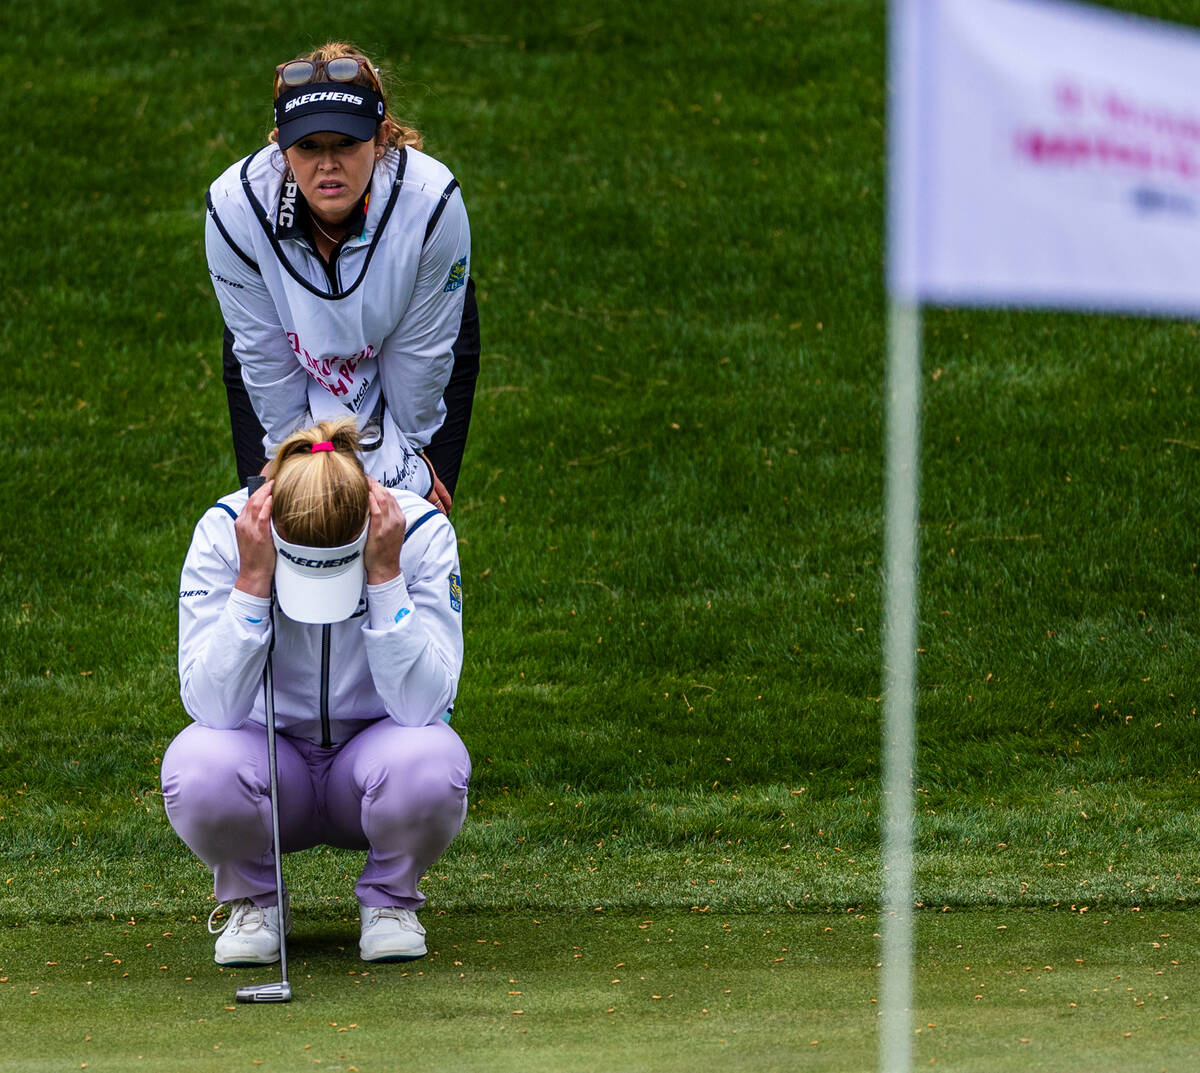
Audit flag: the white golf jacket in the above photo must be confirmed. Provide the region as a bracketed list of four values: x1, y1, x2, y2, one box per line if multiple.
[177, 486, 463, 746]
[205, 143, 471, 493]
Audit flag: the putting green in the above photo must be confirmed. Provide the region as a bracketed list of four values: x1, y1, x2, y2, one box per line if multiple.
[911, 909, 1200, 1072]
[1, 909, 1195, 1071]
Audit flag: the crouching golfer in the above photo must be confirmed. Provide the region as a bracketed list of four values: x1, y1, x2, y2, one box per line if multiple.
[161, 418, 470, 966]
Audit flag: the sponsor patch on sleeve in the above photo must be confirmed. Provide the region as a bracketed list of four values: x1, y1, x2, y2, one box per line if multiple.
[448, 573, 462, 612]
[443, 256, 467, 292]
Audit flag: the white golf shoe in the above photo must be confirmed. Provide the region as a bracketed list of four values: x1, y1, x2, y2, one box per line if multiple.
[209, 895, 291, 966]
[359, 903, 427, 962]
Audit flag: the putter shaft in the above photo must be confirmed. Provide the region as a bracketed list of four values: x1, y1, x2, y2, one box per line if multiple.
[263, 654, 289, 990]
[232, 644, 291, 1004]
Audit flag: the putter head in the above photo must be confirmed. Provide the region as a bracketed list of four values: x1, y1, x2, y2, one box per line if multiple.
[235, 981, 292, 1003]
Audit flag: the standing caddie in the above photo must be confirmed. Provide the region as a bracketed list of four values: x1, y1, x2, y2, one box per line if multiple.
[206, 41, 480, 511]
[162, 418, 471, 965]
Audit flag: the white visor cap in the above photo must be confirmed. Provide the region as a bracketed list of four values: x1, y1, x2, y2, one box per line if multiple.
[270, 519, 369, 623]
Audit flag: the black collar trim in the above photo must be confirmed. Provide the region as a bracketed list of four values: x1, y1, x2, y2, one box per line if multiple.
[275, 179, 370, 243]
[240, 146, 408, 301]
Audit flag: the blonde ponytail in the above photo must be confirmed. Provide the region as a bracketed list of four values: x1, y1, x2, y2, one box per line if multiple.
[268, 418, 369, 547]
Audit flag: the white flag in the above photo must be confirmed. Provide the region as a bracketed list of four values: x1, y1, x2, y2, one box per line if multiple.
[890, 0, 1200, 316]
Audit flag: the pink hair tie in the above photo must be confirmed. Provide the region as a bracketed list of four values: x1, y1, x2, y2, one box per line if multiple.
[311, 441, 334, 453]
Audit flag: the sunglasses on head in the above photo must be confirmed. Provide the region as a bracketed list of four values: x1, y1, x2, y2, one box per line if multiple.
[274, 55, 381, 99]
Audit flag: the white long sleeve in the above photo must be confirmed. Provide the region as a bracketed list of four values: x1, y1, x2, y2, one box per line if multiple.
[177, 491, 463, 743]
[375, 187, 471, 451]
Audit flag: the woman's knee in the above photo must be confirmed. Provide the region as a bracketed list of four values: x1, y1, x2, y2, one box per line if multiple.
[353, 722, 470, 816]
[161, 725, 263, 822]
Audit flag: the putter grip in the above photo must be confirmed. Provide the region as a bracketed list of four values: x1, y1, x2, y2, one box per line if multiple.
[247, 475, 266, 495]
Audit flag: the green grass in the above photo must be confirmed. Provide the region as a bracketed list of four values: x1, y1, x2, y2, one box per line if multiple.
[4, 910, 1198, 1072]
[6, 0, 1200, 1067]
[912, 908, 1200, 1071]
[1, 910, 863, 1073]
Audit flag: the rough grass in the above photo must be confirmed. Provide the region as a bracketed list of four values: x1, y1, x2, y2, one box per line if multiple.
[5, 0, 1200, 918]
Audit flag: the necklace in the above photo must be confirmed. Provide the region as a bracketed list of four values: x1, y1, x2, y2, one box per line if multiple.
[310, 215, 346, 247]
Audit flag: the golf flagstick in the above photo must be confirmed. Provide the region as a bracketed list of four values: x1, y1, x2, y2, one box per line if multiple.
[236, 476, 292, 1004]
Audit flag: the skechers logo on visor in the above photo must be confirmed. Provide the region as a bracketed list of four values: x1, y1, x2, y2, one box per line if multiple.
[277, 547, 362, 569]
[284, 90, 365, 112]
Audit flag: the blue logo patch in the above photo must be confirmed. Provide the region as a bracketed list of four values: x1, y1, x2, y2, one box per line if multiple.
[443, 257, 467, 292]
[449, 573, 462, 612]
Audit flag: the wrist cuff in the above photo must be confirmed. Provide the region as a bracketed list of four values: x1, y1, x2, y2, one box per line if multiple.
[226, 588, 272, 633]
[367, 573, 414, 630]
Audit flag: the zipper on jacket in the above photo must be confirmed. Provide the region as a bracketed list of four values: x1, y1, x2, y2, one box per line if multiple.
[320, 624, 332, 748]
[319, 241, 347, 294]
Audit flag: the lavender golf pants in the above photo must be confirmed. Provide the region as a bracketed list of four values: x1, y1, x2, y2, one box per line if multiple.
[161, 718, 470, 910]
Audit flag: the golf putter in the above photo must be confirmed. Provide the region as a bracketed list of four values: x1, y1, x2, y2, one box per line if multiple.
[236, 475, 292, 1003]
